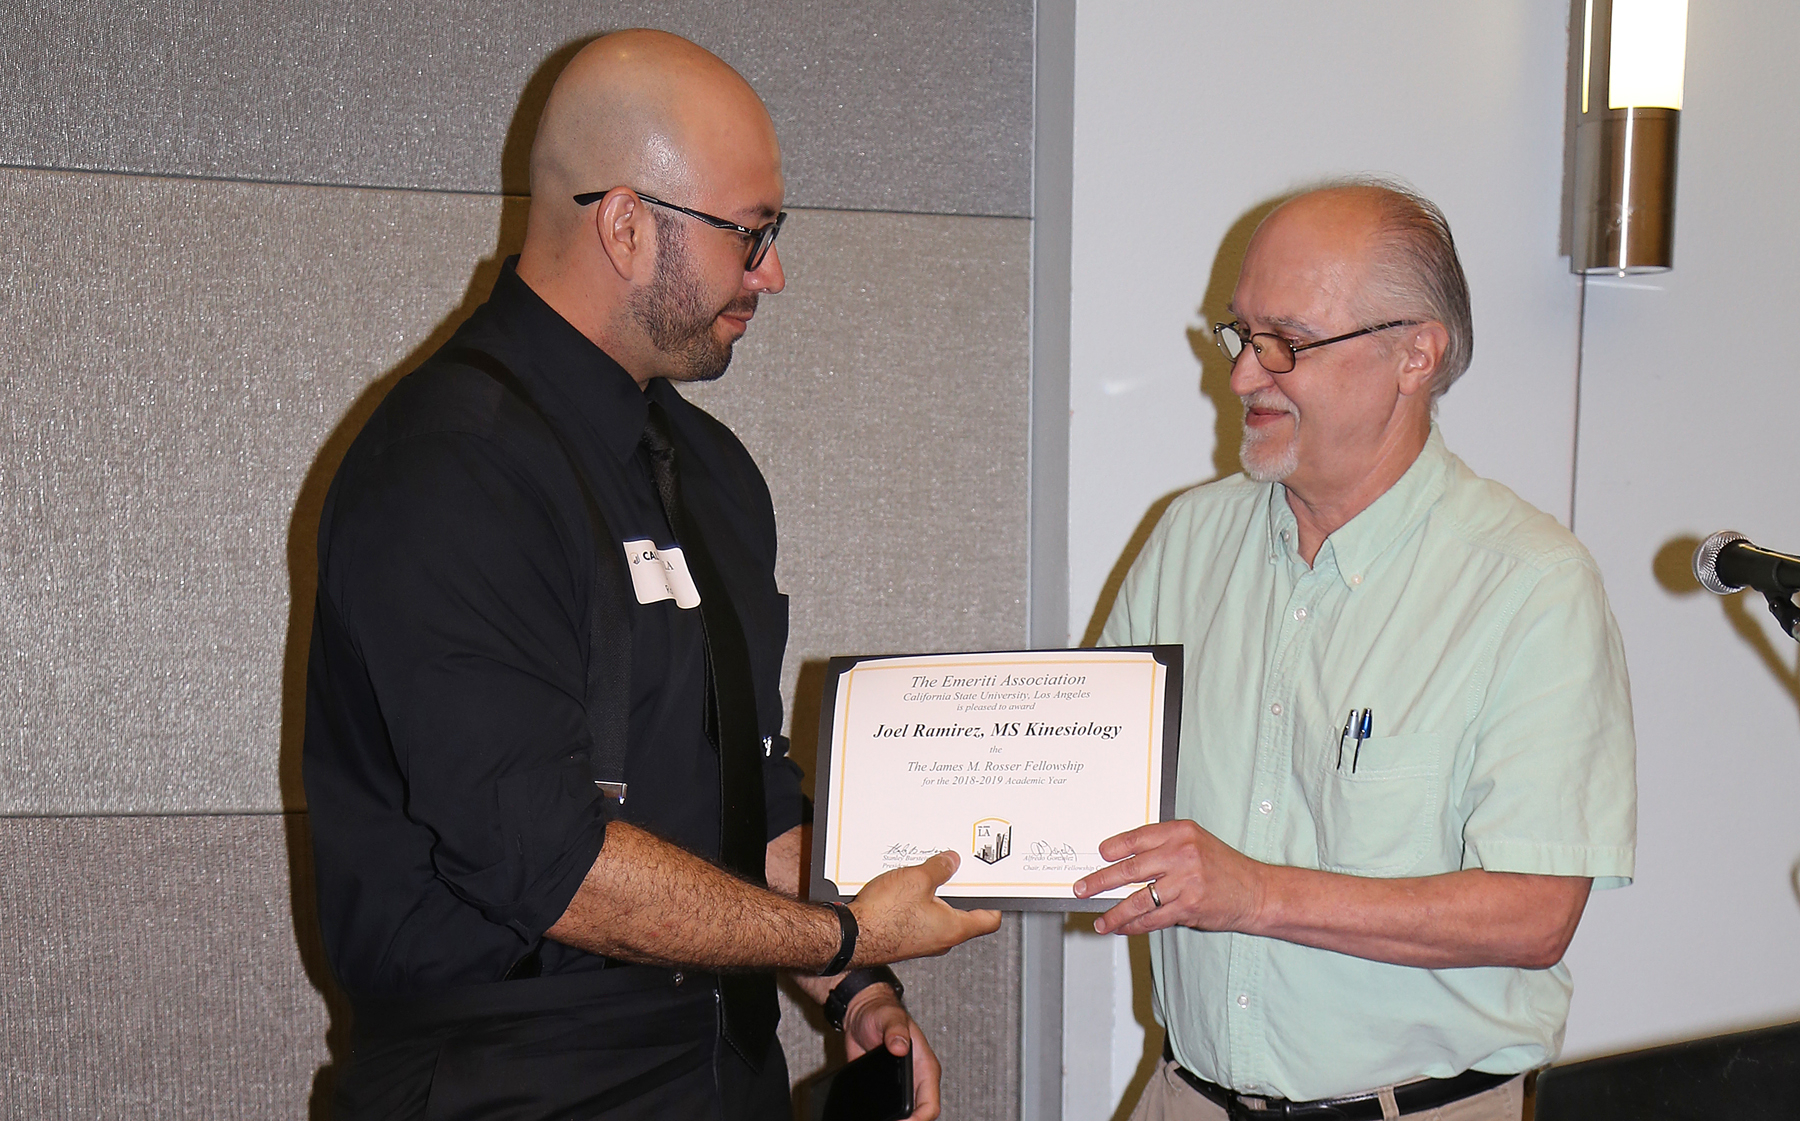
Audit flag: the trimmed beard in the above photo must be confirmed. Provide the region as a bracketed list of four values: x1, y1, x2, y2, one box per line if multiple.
[628, 218, 752, 383]
[1239, 394, 1299, 483]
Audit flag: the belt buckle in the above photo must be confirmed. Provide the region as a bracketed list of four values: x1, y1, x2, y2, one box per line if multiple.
[1224, 1099, 1261, 1121]
[1228, 1091, 1290, 1120]
[1237, 1097, 1354, 1121]
[1227, 1096, 1292, 1121]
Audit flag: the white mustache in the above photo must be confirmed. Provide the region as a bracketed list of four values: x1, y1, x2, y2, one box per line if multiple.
[1240, 391, 1295, 417]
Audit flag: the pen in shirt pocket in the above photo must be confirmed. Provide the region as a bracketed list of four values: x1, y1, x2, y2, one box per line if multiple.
[1336, 708, 1372, 772]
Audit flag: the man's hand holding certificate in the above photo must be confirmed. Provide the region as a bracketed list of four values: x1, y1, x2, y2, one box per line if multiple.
[810, 648, 1181, 911]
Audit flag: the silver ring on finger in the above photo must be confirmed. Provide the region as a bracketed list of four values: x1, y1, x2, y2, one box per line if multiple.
[1147, 881, 1163, 908]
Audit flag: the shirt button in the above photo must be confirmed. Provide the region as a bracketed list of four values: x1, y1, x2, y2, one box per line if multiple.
[1237, 994, 1249, 1008]
[1351, 574, 1363, 586]
[672, 971, 685, 986]
[1294, 606, 1308, 621]
[1259, 800, 1272, 815]
[1269, 702, 1282, 716]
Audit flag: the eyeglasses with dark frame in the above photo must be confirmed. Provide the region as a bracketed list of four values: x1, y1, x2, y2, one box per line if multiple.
[572, 187, 787, 272]
[1212, 319, 1419, 374]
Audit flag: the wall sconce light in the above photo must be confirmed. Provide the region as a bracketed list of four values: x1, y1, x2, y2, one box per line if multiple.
[1571, 0, 1689, 273]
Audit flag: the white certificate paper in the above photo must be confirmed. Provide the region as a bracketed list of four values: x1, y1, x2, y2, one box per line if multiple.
[809, 647, 1181, 911]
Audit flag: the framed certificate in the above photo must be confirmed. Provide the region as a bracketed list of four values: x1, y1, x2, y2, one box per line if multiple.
[808, 647, 1181, 912]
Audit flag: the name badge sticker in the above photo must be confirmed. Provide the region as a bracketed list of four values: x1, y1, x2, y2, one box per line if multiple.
[622, 538, 702, 609]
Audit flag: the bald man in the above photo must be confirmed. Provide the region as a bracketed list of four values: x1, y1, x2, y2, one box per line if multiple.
[1074, 182, 1635, 1120]
[304, 30, 996, 1121]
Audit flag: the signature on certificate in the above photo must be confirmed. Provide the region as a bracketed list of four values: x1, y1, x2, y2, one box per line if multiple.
[1021, 839, 1092, 872]
[881, 842, 929, 868]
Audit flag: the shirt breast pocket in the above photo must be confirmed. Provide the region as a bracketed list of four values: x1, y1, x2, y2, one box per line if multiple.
[1315, 732, 1445, 878]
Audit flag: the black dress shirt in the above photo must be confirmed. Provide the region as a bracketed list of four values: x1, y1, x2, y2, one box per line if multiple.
[304, 259, 805, 998]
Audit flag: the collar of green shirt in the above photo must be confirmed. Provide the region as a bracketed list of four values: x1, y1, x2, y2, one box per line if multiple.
[1266, 424, 1456, 587]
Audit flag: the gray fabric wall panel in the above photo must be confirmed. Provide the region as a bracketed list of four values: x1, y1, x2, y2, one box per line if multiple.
[0, 168, 520, 814]
[2, 170, 1030, 821]
[0, 0, 1032, 216]
[0, 814, 341, 1118]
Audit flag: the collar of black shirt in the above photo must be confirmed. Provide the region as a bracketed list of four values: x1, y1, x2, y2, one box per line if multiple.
[481, 257, 653, 467]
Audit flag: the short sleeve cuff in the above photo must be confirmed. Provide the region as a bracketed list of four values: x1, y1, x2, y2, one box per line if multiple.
[1464, 838, 1634, 888]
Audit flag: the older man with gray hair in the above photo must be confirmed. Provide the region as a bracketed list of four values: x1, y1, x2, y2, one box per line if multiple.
[1075, 180, 1636, 1121]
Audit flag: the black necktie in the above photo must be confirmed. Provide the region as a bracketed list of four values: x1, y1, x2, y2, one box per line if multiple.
[640, 400, 778, 1067]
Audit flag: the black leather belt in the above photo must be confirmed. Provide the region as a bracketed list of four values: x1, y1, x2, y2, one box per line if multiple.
[1162, 1040, 1513, 1120]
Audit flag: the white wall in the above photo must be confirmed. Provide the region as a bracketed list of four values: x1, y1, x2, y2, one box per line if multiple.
[1560, 0, 1800, 1053]
[1066, 0, 1582, 655]
[1061, 1, 1800, 1115]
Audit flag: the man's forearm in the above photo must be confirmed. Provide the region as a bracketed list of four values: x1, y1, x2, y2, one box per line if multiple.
[545, 820, 840, 972]
[547, 821, 1001, 978]
[1081, 820, 1592, 969]
[1252, 866, 1592, 969]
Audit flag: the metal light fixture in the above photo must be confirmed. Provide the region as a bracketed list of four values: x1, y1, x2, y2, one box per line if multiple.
[1572, 0, 1690, 273]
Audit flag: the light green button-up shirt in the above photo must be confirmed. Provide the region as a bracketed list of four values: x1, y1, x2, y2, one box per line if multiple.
[1101, 426, 1636, 1102]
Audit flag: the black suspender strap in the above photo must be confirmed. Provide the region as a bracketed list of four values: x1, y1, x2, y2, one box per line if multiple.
[448, 347, 632, 801]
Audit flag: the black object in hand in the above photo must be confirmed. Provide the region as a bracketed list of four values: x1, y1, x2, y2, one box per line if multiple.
[807, 1045, 914, 1121]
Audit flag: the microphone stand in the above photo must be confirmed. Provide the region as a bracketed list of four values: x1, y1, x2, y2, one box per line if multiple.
[1758, 590, 1800, 643]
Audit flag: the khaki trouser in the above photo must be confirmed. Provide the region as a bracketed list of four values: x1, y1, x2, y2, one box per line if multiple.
[1128, 1059, 1526, 1121]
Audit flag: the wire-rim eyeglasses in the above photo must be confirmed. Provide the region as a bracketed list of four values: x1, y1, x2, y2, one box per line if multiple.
[1212, 319, 1419, 374]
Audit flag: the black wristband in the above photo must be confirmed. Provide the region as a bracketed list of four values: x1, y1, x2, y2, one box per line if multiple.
[820, 901, 858, 976]
[824, 965, 904, 1032]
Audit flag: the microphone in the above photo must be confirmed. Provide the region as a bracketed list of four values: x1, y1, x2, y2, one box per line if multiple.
[1692, 531, 1800, 597]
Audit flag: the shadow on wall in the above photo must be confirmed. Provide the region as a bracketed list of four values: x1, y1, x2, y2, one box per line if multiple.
[1652, 534, 1800, 724]
[273, 35, 593, 1117]
[1110, 932, 1166, 1121]
[1079, 194, 1287, 647]
[788, 659, 829, 801]
[1653, 533, 1800, 911]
